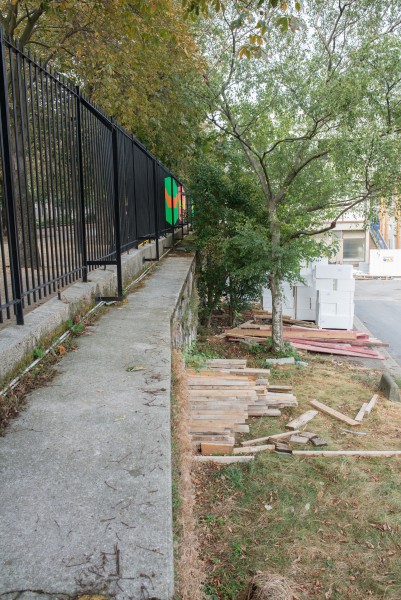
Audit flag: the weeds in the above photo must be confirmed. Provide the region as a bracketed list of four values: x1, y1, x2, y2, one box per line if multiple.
[183, 341, 221, 370]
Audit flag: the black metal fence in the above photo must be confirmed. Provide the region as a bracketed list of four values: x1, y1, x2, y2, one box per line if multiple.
[0, 29, 190, 326]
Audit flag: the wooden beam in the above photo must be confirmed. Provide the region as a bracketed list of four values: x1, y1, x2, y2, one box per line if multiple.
[354, 403, 368, 422]
[292, 450, 401, 457]
[268, 385, 293, 392]
[241, 430, 300, 446]
[195, 455, 254, 463]
[309, 399, 360, 427]
[233, 444, 275, 454]
[201, 443, 234, 455]
[365, 394, 379, 415]
[286, 410, 318, 430]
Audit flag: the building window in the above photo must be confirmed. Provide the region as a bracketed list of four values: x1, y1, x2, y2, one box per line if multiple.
[343, 238, 365, 260]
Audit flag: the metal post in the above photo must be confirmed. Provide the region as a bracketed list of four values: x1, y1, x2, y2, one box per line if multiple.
[75, 86, 87, 282]
[0, 29, 24, 324]
[112, 126, 123, 298]
[171, 176, 175, 246]
[153, 161, 160, 260]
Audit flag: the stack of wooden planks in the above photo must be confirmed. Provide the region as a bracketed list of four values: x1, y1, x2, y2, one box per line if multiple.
[253, 309, 316, 328]
[223, 321, 386, 359]
[187, 359, 298, 451]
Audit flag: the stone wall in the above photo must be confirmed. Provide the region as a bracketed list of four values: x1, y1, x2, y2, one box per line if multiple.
[171, 255, 198, 349]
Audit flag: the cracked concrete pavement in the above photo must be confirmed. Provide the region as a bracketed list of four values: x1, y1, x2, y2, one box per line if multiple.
[0, 255, 194, 600]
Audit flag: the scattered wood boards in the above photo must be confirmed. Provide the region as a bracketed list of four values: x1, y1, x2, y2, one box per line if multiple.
[292, 450, 401, 457]
[354, 403, 368, 422]
[354, 394, 379, 423]
[195, 455, 254, 463]
[233, 444, 275, 455]
[223, 320, 386, 359]
[286, 410, 318, 430]
[309, 399, 360, 427]
[241, 430, 300, 446]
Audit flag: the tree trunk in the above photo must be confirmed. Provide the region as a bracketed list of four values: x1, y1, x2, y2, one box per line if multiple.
[269, 200, 284, 353]
[270, 273, 284, 354]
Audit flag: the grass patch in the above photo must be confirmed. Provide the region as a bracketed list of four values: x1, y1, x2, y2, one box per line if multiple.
[193, 344, 401, 599]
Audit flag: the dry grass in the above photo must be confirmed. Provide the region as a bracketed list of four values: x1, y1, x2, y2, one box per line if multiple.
[191, 338, 401, 599]
[242, 573, 296, 600]
[171, 349, 205, 599]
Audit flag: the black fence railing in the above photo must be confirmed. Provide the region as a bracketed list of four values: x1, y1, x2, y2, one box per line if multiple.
[0, 29, 191, 326]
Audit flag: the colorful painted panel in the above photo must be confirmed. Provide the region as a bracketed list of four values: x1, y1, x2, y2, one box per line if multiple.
[165, 177, 180, 225]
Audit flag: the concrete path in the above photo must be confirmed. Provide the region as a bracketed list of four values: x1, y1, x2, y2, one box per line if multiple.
[0, 255, 194, 600]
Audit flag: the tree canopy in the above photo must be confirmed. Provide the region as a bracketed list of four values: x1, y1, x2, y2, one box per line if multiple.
[193, 0, 401, 349]
[0, 0, 204, 173]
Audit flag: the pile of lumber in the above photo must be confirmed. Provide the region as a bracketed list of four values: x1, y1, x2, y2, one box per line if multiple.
[195, 392, 395, 462]
[253, 309, 316, 328]
[223, 321, 386, 359]
[187, 359, 298, 451]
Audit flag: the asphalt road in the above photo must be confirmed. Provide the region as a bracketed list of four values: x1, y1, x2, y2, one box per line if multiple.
[355, 279, 401, 367]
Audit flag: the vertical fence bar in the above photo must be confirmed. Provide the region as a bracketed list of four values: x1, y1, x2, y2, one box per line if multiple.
[152, 160, 160, 260]
[112, 126, 123, 298]
[75, 86, 87, 282]
[0, 30, 24, 324]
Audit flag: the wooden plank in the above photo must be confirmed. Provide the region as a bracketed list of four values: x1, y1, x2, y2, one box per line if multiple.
[290, 342, 384, 359]
[248, 409, 281, 417]
[192, 434, 235, 442]
[241, 430, 300, 446]
[188, 390, 256, 397]
[365, 394, 379, 415]
[292, 450, 401, 457]
[205, 359, 247, 367]
[275, 442, 292, 453]
[226, 326, 360, 340]
[187, 370, 251, 380]
[233, 444, 275, 454]
[268, 385, 293, 392]
[188, 379, 250, 387]
[354, 403, 368, 422]
[298, 431, 319, 440]
[190, 401, 248, 409]
[201, 443, 234, 455]
[266, 392, 297, 399]
[195, 455, 254, 463]
[189, 424, 234, 433]
[220, 368, 271, 376]
[190, 413, 246, 420]
[309, 399, 360, 426]
[235, 424, 250, 433]
[289, 435, 311, 445]
[286, 410, 318, 430]
[310, 437, 327, 447]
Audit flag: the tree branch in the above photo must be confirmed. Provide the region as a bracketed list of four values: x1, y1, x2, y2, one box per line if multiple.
[290, 193, 372, 239]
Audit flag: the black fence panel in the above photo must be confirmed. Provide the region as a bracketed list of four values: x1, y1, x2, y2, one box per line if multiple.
[0, 29, 191, 326]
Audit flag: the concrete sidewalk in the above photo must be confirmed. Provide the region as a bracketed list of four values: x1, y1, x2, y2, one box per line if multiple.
[0, 255, 195, 600]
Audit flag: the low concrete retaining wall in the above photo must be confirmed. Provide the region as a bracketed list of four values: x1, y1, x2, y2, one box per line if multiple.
[171, 256, 198, 349]
[0, 232, 186, 382]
